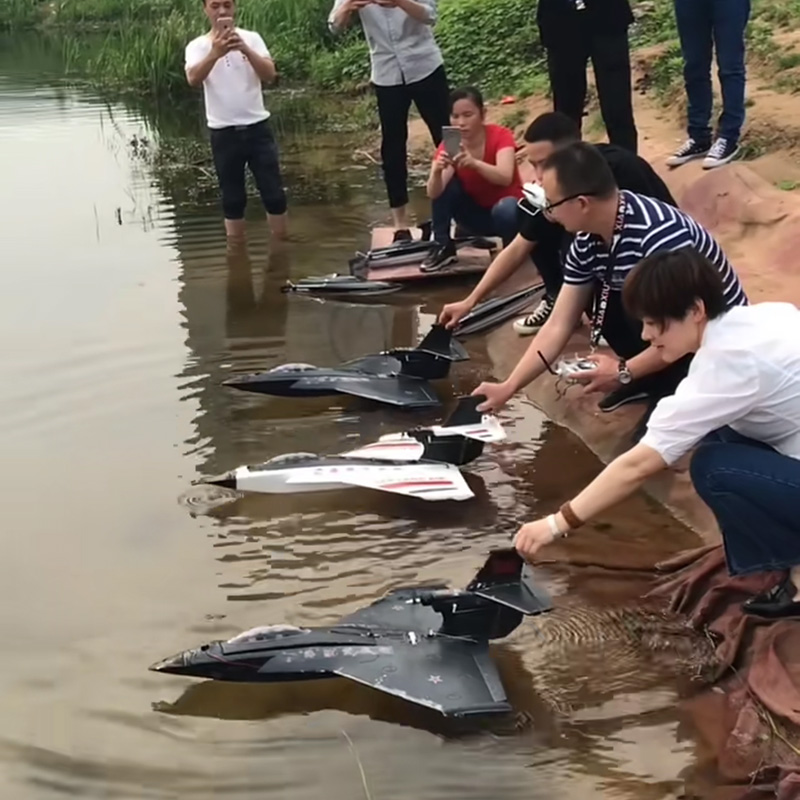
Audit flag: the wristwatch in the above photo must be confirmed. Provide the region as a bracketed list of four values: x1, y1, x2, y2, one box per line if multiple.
[617, 359, 633, 385]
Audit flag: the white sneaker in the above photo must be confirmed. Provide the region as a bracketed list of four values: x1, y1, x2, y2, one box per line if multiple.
[702, 137, 741, 169]
[512, 296, 554, 336]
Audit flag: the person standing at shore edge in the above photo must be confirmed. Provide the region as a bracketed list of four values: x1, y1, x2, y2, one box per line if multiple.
[666, 0, 751, 170]
[328, 0, 449, 242]
[536, 0, 638, 154]
[185, 0, 288, 241]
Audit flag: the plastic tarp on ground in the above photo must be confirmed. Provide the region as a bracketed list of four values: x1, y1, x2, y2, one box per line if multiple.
[648, 544, 800, 799]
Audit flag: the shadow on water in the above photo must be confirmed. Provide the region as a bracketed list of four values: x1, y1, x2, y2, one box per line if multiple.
[0, 29, 723, 800]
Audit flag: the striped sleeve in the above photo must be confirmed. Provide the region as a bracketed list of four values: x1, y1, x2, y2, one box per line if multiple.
[563, 236, 595, 285]
[640, 219, 748, 309]
[640, 219, 693, 256]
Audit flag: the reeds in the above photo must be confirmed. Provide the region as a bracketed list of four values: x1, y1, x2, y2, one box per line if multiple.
[2, 0, 361, 94]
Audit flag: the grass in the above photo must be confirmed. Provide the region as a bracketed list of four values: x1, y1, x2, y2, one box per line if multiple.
[499, 107, 528, 131]
[1, 0, 547, 100]
[6, 0, 800, 119]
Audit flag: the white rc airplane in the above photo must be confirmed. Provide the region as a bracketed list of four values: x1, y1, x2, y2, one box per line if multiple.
[200, 396, 505, 502]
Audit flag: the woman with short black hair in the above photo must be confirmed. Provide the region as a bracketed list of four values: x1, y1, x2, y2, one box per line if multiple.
[512, 246, 800, 619]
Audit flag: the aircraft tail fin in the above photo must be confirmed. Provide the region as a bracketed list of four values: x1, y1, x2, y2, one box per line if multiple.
[466, 549, 553, 618]
[385, 325, 469, 381]
[414, 323, 469, 361]
[424, 549, 552, 642]
[443, 395, 484, 428]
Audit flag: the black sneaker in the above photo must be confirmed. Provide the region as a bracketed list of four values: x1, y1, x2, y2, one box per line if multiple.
[512, 296, 554, 335]
[742, 577, 800, 619]
[666, 138, 711, 167]
[702, 137, 740, 170]
[420, 241, 457, 273]
[598, 383, 650, 412]
[393, 228, 413, 243]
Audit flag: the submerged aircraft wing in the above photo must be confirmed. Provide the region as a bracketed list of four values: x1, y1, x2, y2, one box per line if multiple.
[291, 462, 474, 501]
[329, 375, 441, 408]
[333, 637, 511, 717]
[429, 414, 506, 444]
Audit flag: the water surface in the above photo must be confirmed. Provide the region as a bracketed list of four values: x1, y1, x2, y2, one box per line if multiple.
[0, 35, 708, 799]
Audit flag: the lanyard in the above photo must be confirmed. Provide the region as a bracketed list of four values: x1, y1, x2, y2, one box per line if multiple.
[589, 192, 626, 352]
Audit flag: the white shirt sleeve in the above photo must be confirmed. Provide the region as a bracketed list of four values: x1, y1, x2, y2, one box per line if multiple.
[416, 0, 438, 23]
[185, 37, 209, 70]
[246, 31, 271, 59]
[640, 347, 761, 465]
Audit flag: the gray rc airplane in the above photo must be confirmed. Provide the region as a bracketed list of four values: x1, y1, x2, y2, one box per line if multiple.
[150, 549, 552, 717]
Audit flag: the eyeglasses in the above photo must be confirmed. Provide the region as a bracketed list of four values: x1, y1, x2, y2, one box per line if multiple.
[542, 190, 600, 215]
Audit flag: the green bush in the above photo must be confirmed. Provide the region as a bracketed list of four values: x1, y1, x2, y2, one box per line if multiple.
[435, 0, 545, 96]
[0, 0, 49, 28]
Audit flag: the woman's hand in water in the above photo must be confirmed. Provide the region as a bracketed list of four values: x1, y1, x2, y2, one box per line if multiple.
[514, 518, 559, 561]
[471, 380, 514, 413]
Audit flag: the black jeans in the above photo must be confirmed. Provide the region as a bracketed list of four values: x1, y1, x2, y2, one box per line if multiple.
[597, 290, 692, 399]
[546, 30, 638, 154]
[374, 65, 450, 209]
[531, 238, 566, 300]
[432, 177, 520, 247]
[209, 119, 287, 219]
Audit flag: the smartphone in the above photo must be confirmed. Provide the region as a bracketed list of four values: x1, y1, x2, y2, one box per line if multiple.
[442, 126, 462, 159]
[216, 16, 234, 34]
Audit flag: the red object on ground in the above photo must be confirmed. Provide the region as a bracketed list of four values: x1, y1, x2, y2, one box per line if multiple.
[501, 96, 516, 104]
[647, 544, 800, 798]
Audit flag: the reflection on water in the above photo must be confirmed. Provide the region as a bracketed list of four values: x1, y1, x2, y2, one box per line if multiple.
[0, 32, 708, 800]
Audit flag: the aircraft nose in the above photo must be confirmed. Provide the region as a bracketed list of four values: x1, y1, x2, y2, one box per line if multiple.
[149, 651, 188, 674]
[197, 472, 237, 490]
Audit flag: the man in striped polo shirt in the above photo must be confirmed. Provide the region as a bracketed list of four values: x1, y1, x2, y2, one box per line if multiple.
[472, 141, 748, 425]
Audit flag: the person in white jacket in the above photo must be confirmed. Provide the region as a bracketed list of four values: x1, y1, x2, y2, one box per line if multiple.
[510, 246, 800, 621]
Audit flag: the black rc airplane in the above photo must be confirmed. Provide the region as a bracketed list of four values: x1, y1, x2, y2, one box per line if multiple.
[150, 549, 552, 717]
[222, 323, 469, 409]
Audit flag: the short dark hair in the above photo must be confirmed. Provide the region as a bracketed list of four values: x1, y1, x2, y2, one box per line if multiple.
[541, 141, 617, 199]
[449, 86, 484, 113]
[622, 247, 728, 328]
[523, 112, 580, 145]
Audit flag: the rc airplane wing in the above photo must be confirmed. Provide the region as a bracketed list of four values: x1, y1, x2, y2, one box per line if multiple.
[289, 462, 475, 501]
[291, 374, 441, 409]
[339, 396, 506, 463]
[333, 637, 511, 716]
[425, 415, 505, 444]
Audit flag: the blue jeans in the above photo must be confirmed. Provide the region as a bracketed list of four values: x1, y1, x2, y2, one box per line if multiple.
[690, 427, 800, 576]
[432, 176, 519, 248]
[673, 0, 751, 144]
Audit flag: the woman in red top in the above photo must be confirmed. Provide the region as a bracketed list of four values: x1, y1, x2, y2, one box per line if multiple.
[422, 86, 524, 272]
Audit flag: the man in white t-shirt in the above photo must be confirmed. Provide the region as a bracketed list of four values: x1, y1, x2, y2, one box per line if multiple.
[185, 0, 287, 240]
